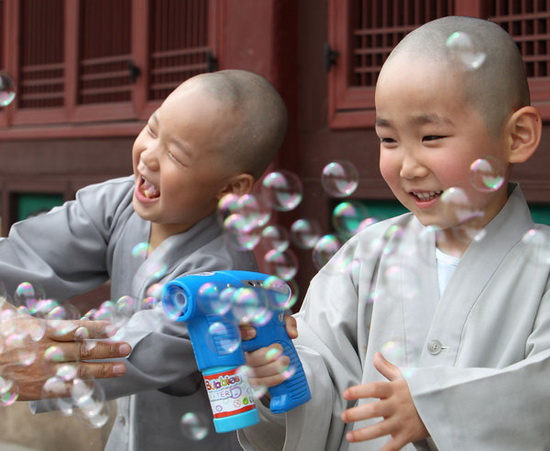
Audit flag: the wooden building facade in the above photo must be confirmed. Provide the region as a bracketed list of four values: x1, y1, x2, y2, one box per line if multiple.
[2, 0, 550, 299]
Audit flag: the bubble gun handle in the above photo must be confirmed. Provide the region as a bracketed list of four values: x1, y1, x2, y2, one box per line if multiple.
[242, 309, 311, 413]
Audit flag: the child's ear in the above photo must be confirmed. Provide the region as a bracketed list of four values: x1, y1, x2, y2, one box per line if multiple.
[218, 173, 255, 198]
[507, 106, 542, 163]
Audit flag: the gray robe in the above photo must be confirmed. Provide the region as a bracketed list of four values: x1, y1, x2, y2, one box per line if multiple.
[0, 176, 257, 450]
[239, 183, 550, 450]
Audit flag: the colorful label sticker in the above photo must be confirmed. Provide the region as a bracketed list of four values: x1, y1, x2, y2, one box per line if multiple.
[204, 368, 257, 418]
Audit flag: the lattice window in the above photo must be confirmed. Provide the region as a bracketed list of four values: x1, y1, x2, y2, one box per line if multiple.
[351, 0, 454, 88]
[78, 0, 133, 105]
[149, 0, 211, 101]
[328, 0, 455, 129]
[18, 0, 65, 109]
[488, 2, 550, 79]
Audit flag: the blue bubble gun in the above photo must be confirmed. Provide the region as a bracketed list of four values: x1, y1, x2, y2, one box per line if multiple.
[161, 270, 311, 433]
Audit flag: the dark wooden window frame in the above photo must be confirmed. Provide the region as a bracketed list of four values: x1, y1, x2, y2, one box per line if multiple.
[328, 0, 550, 129]
[0, 0, 219, 139]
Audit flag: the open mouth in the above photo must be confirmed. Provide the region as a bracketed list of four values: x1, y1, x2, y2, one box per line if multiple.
[410, 190, 443, 202]
[140, 176, 160, 199]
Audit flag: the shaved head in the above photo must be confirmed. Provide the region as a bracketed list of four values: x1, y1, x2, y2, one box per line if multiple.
[176, 70, 288, 180]
[379, 16, 530, 134]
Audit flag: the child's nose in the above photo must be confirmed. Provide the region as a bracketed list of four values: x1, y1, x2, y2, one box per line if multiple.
[399, 151, 429, 179]
[139, 146, 160, 172]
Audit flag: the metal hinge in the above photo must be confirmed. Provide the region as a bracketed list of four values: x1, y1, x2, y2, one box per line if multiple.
[324, 43, 339, 72]
[207, 52, 219, 72]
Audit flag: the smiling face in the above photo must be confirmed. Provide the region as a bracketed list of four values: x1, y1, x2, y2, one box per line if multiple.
[376, 55, 511, 252]
[132, 82, 240, 242]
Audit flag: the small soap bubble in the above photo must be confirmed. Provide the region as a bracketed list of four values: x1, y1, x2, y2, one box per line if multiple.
[76, 399, 111, 429]
[223, 213, 262, 251]
[230, 287, 271, 326]
[142, 283, 163, 309]
[116, 295, 138, 317]
[263, 249, 299, 281]
[197, 282, 230, 316]
[0, 71, 16, 107]
[236, 364, 267, 399]
[321, 160, 359, 197]
[332, 200, 370, 238]
[56, 364, 79, 381]
[0, 387, 18, 406]
[218, 193, 271, 231]
[312, 234, 342, 270]
[279, 364, 296, 380]
[132, 242, 151, 259]
[181, 412, 210, 441]
[14, 282, 45, 314]
[440, 187, 483, 224]
[42, 376, 68, 398]
[522, 226, 550, 264]
[207, 321, 240, 355]
[290, 218, 322, 250]
[261, 224, 290, 252]
[261, 170, 303, 212]
[445, 31, 486, 70]
[262, 276, 293, 310]
[71, 378, 95, 404]
[44, 345, 66, 362]
[469, 156, 505, 192]
[380, 340, 407, 365]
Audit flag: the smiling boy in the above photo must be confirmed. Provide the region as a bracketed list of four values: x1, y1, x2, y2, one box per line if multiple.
[240, 16, 550, 451]
[0, 69, 287, 450]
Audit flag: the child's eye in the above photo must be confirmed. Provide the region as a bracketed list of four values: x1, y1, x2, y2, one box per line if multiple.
[380, 137, 396, 144]
[146, 125, 157, 138]
[423, 135, 445, 142]
[167, 151, 184, 166]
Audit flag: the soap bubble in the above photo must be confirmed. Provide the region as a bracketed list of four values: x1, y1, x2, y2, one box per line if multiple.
[440, 187, 483, 225]
[380, 338, 420, 370]
[469, 156, 505, 192]
[0, 71, 16, 107]
[261, 224, 290, 252]
[197, 282, 230, 316]
[230, 287, 271, 326]
[131, 242, 151, 259]
[522, 226, 550, 264]
[312, 234, 342, 270]
[181, 412, 210, 441]
[290, 218, 322, 250]
[262, 276, 294, 310]
[445, 31, 486, 70]
[261, 170, 303, 212]
[218, 193, 271, 231]
[237, 364, 267, 399]
[207, 321, 240, 355]
[332, 200, 370, 238]
[14, 282, 45, 314]
[218, 193, 269, 251]
[321, 160, 359, 197]
[263, 249, 299, 281]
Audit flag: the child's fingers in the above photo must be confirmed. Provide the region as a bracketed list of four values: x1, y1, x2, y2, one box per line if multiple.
[245, 344, 283, 367]
[341, 398, 392, 424]
[373, 352, 402, 381]
[239, 324, 257, 340]
[284, 315, 298, 338]
[343, 381, 392, 401]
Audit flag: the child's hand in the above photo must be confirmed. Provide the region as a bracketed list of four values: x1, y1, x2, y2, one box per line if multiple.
[341, 352, 429, 450]
[239, 315, 298, 390]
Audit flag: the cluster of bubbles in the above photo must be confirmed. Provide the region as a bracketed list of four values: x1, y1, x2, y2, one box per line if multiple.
[217, 159, 366, 291]
[0, 283, 110, 428]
